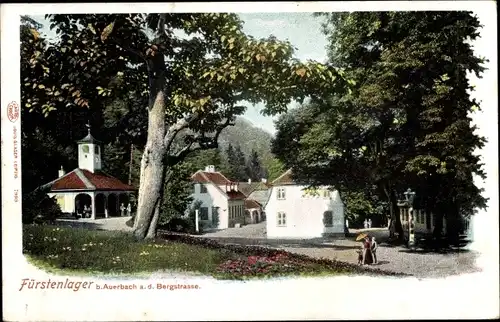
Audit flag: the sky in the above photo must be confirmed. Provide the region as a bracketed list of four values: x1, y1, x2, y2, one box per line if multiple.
[31, 13, 328, 135]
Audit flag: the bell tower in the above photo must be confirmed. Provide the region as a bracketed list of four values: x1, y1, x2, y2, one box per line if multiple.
[77, 123, 102, 173]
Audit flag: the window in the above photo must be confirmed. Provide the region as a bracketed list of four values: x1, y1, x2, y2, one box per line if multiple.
[322, 189, 331, 199]
[94, 145, 99, 154]
[199, 207, 209, 220]
[323, 211, 333, 227]
[211, 207, 219, 226]
[200, 184, 208, 193]
[277, 212, 286, 227]
[277, 188, 286, 200]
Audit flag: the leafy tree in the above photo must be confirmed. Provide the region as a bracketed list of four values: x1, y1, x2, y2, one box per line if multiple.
[246, 149, 265, 181]
[265, 157, 285, 182]
[233, 144, 248, 181]
[159, 161, 196, 227]
[273, 11, 487, 242]
[26, 13, 350, 239]
[189, 148, 228, 173]
[225, 143, 238, 180]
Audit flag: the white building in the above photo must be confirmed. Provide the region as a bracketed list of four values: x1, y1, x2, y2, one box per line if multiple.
[39, 126, 135, 219]
[190, 165, 247, 229]
[265, 169, 345, 239]
[238, 179, 271, 224]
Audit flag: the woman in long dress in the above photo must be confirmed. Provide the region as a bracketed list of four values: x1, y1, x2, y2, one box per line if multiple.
[362, 236, 374, 265]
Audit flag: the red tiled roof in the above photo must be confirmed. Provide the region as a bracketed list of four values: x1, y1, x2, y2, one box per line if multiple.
[81, 170, 135, 191]
[191, 170, 246, 200]
[226, 190, 247, 200]
[245, 199, 262, 209]
[271, 169, 295, 186]
[51, 171, 87, 190]
[48, 169, 135, 192]
[191, 171, 232, 185]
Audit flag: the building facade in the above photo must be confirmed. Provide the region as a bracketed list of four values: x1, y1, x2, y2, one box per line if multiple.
[265, 169, 345, 239]
[190, 165, 247, 229]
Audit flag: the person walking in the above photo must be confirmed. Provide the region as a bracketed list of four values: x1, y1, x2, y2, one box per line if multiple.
[368, 218, 372, 228]
[371, 236, 378, 264]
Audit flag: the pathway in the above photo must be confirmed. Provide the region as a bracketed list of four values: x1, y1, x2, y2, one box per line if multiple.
[54, 218, 481, 279]
[197, 222, 481, 279]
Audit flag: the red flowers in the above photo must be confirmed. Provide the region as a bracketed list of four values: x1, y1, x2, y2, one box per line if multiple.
[216, 252, 309, 277]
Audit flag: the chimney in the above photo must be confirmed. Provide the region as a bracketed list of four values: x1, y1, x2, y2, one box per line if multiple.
[58, 166, 65, 178]
[205, 165, 215, 173]
[248, 178, 252, 184]
[261, 178, 267, 183]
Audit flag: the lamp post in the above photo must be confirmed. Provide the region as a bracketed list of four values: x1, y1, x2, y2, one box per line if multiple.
[404, 188, 416, 249]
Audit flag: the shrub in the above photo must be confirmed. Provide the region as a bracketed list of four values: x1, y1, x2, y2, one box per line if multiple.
[22, 189, 62, 224]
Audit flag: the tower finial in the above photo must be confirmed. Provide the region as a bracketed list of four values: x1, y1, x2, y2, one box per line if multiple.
[85, 122, 91, 135]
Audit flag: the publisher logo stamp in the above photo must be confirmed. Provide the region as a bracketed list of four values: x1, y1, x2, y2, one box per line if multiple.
[7, 101, 19, 123]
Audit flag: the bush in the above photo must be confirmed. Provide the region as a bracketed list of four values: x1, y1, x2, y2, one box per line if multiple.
[22, 189, 62, 224]
[159, 217, 194, 234]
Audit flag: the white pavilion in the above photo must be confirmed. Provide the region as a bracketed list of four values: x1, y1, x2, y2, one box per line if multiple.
[40, 125, 136, 220]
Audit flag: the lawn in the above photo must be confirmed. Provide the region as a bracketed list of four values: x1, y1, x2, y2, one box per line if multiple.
[23, 224, 406, 280]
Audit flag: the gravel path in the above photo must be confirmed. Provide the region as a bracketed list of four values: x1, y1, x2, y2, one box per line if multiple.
[55, 217, 134, 232]
[198, 222, 481, 279]
[53, 218, 481, 279]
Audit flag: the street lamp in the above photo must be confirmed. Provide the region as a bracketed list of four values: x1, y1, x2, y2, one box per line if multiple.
[404, 188, 416, 249]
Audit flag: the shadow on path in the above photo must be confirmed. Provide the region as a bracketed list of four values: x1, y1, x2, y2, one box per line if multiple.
[398, 248, 475, 255]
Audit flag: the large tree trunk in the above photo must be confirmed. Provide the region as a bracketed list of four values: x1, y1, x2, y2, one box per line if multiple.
[133, 94, 167, 239]
[133, 55, 167, 240]
[384, 185, 404, 241]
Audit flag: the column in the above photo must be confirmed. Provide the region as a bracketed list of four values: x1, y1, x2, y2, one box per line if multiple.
[104, 193, 109, 218]
[91, 193, 96, 220]
[116, 193, 120, 215]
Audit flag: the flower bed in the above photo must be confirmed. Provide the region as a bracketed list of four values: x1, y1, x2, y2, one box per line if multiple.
[158, 232, 408, 279]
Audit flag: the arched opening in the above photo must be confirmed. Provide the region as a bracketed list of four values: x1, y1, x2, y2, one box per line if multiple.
[252, 210, 259, 224]
[74, 193, 92, 218]
[107, 194, 118, 217]
[118, 194, 129, 216]
[244, 210, 251, 225]
[95, 193, 106, 218]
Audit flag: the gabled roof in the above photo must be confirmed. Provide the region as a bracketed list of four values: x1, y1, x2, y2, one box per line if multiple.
[191, 170, 246, 200]
[245, 199, 262, 209]
[238, 181, 271, 197]
[44, 168, 135, 192]
[227, 190, 247, 200]
[248, 189, 272, 207]
[191, 170, 232, 186]
[271, 169, 295, 186]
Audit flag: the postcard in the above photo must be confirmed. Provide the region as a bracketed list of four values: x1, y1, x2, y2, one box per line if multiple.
[1, 1, 498, 321]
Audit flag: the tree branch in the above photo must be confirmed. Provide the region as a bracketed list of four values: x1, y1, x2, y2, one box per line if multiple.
[167, 117, 234, 166]
[164, 112, 200, 151]
[110, 37, 146, 63]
